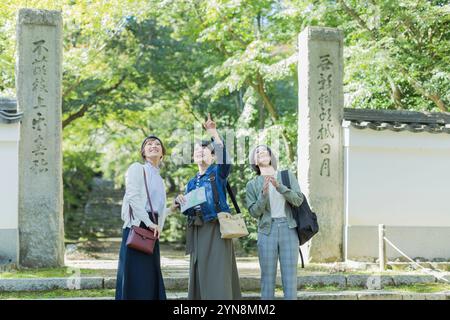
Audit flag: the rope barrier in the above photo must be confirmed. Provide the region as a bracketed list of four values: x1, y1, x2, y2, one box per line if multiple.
[384, 236, 449, 283]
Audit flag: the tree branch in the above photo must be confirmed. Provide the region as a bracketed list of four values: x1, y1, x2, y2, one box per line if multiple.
[62, 75, 126, 129]
[253, 73, 278, 121]
[338, 0, 374, 37]
[403, 71, 447, 112]
[62, 104, 90, 129]
[387, 75, 402, 109]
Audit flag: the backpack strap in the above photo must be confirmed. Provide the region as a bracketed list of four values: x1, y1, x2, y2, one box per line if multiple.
[281, 169, 291, 188]
[299, 247, 305, 268]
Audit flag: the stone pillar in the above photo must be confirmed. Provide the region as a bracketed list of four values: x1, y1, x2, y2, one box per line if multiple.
[297, 27, 344, 262]
[16, 9, 64, 267]
[0, 98, 21, 268]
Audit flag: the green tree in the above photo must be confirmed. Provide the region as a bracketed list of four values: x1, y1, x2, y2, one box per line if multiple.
[1, 0, 448, 247]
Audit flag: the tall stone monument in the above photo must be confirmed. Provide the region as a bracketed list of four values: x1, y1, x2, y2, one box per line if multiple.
[298, 27, 344, 262]
[16, 9, 64, 267]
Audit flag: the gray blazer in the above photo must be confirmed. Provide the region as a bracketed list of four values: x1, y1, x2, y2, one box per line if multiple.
[245, 170, 304, 235]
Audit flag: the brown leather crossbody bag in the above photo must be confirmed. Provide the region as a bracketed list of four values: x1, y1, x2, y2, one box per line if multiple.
[126, 167, 158, 255]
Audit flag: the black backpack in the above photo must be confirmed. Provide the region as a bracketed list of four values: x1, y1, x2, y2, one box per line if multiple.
[281, 170, 319, 268]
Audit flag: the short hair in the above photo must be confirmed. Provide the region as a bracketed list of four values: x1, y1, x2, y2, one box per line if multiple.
[193, 140, 215, 156]
[140, 135, 166, 160]
[248, 145, 278, 175]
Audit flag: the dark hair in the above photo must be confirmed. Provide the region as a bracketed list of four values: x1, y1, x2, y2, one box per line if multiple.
[249, 145, 278, 175]
[192, 140, 215, 156]
[141, 135, 166, 160]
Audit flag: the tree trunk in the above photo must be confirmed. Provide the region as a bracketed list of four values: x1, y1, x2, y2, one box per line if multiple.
[259, 102, 265, 129]
[388, 76, 403, 109]
[251, 74, 294, 163]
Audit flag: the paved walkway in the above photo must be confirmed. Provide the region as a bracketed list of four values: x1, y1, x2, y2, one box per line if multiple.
[65, 256, 268, 277]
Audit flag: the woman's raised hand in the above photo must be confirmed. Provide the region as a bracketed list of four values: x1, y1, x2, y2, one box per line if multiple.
[203, 112, 216, 130]
[262, 176, 270, 195]
[269, 176, 279, 188]
[203, 113, 218, 136]
[204, 113, 223, 146]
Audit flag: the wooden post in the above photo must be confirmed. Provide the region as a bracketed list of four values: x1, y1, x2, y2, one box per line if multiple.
[378, 224, 386, 271]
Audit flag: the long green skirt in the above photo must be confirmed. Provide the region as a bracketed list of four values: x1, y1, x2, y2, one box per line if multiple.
[186, 218, 242, 300]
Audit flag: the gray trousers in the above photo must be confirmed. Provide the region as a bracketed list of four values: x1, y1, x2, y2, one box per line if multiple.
[257, 217, 299, 300]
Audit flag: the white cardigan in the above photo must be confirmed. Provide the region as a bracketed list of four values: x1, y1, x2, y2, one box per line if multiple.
[120, 162, 169, 231]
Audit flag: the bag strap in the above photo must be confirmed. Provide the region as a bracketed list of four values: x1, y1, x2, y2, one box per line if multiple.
[129, 206, 134, 220]
[128, 166, 157, 224]
[226, 182, 241, 214]
[209, 173, 221, 214]
[209, 172, 241, 214]
[281, 170, 291, 188]
[143, 167, 157, 224]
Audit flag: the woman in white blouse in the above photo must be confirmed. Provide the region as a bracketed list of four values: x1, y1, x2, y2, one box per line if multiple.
[115, 135, 169, 300]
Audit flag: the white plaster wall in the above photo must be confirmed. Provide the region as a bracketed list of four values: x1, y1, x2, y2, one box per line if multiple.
[0, 123, 20, 229]
[343, 124, 450, 260]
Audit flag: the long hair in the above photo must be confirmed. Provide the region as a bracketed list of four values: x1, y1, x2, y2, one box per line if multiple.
[248, 144, 278, 175]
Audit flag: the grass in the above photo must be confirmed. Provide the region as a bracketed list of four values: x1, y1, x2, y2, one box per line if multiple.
[0, 267, 114, 279]
[299, 285, 361, 291]
[1, 283, 449, 300]
[0, 289, 115, 300]
[383, 283, 450, 293]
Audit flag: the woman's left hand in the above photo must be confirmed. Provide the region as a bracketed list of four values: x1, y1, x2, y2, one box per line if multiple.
[151, 225, 161, 239]
[169, 203, 179, 212]
[269, 176, 279, 188]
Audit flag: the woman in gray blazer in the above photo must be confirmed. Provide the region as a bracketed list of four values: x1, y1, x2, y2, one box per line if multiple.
[245, 145, 304, 300]
[115, 135, 169, 300]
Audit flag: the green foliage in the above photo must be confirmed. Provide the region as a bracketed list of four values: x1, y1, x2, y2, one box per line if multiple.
[1, 0, 449, 247]
[63, 150, 99, 211]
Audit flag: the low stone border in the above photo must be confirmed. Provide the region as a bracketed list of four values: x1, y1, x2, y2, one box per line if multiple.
[297, 275, 347, 288]
[0, 274, 446, 292]
[21, 291, 450, 300]
[0, 277, 104, 291]
[392, 275, 436, 286]
[296, 291, 450, 300]
[342, 261, 450, 272]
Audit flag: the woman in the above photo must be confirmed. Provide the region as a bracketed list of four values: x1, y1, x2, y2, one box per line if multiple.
[245, 145, 304, 300]
[174, 114, 241, 300]
[115, 135, 168, 300]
